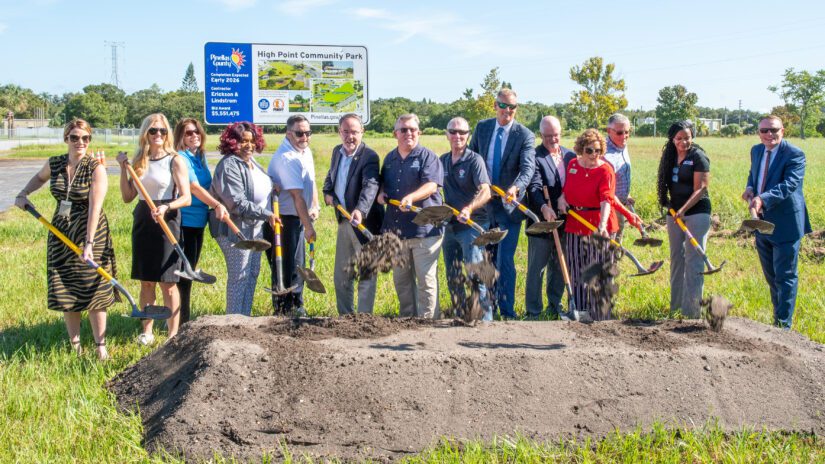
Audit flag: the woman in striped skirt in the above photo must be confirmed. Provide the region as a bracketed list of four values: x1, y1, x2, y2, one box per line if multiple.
[556, 129, 638, 321]
[116, 113, 191, 344]
[15, 119, 116, 360]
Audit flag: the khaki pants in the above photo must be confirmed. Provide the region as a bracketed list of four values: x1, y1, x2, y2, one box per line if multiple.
[393, 235, 443, 318]
[334, 221, 377, 315]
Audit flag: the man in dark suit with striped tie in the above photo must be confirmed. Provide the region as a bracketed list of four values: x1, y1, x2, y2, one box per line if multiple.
[468, 88, 535, 319]
[742, 115, 811, 329]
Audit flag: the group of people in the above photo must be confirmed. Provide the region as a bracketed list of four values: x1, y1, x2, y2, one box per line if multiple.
[14, 89, 810, 360]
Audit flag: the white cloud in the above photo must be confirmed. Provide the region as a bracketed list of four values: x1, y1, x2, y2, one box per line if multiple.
[352, 8, 533, 58]
[215, 0, 257, 11]
[277, 0, 337, 16]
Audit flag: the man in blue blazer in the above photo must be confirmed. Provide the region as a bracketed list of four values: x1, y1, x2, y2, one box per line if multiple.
[743, 115, 811, 329]
[468, 88, 536, 319]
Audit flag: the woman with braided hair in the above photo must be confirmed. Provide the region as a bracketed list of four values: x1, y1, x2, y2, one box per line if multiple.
[657, 120, 711, 318]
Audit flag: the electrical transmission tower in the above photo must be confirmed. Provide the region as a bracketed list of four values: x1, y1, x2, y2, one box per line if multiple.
[104, 41, 124, 88]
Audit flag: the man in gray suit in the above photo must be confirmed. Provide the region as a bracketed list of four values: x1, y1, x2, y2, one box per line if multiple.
[468, 88, 536, 319]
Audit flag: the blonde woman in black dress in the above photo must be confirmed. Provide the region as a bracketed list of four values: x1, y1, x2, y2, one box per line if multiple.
[116, 113, 191, 345]
[15, 118, 116, 360]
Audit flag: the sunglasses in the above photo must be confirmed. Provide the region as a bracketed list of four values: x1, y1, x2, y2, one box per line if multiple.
[148, 127, 168, 136]
[447, 129, 470, 135]
[496, 101, 518, 110]
[397, 127, 418, 134]
[68, 134, 92, 143]
[291, 130, 312, 138]
[759, 128, 781, 134]
[672, 166, 679, 182]
[584, 147, 602, 155]
[185, 129, 200, 137]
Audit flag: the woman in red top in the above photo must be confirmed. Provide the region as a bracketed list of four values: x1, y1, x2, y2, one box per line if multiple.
[557, 129, 634, 320]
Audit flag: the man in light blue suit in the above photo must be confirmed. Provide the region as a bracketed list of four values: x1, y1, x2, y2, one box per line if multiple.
[743, 115, 811, 329]
[468, 88, 535, 319]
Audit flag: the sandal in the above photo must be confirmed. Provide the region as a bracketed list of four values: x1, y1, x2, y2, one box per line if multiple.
[95, 341, 109, 362]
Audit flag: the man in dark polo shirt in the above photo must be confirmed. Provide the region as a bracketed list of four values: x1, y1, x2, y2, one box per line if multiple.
[440, 117, 493, 321]
[377, 114, 444, 318]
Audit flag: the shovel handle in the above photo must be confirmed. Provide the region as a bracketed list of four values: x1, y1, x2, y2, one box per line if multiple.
[335, 204, 372, 235]
[388, 198, 421, 213]
[23, 204, 115, 282]
[223, 215, 242, 235]
[491, 184, 541, 223]
[749, 206, 760, 220]
[444, 204, 485, 233]
[566, 209, 622, 249]
[124, 162, 179, 246]
[626, 203, 647, 236]
[668, 208, 703, 250]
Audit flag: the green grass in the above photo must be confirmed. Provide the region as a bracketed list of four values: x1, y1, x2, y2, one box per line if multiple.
[1, 134, 824, 462]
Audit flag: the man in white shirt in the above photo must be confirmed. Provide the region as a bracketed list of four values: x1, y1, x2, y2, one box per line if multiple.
[265, 115, 319, 316]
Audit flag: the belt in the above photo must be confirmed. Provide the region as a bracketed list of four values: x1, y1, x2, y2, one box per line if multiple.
[569, 205, 600, 211]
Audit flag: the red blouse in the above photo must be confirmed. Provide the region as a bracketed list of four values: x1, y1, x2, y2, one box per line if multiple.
[562, 159, 619, 235]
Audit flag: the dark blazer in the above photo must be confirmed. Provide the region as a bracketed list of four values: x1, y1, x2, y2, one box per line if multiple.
[469, 118, 536, 222]
[527, 144, 576, 219]
[322, 142, 384, 243]
[746, 139, 811, 243]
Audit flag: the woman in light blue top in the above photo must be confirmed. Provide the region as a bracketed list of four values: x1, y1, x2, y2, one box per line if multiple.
[173, 118, 227, 323]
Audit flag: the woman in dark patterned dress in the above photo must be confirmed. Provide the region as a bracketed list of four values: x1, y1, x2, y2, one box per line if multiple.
[15, 118, 116, 360]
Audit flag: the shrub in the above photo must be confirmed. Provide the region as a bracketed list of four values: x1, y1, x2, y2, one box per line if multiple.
[720, 124, 743, 138]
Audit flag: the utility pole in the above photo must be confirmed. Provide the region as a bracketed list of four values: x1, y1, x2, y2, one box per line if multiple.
[104, 41, 124, 89]
[738, 100, 742, 126]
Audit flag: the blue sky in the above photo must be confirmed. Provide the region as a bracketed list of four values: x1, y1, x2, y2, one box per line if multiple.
[2, 0, 823, 112]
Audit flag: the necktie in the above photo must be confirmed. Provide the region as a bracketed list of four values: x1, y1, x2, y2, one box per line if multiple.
[492, 127, 503, 185]
[759, 150, 772, 194]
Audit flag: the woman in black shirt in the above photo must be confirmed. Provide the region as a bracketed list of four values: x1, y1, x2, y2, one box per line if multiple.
[657, 120, 711, 318]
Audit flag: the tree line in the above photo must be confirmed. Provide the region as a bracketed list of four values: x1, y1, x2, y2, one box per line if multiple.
[2, 59, 823, 138]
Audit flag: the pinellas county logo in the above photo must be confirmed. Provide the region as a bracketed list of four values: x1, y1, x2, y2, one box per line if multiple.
[230, 48, 246, 72]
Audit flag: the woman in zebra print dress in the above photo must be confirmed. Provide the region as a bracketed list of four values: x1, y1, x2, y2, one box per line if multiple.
[15, 119, 116, 361]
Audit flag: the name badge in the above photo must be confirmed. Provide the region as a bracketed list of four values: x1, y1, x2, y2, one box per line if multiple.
[569, 168, 577, 174]
[683, 160, 694, 166]
[58, 200, 72, 218]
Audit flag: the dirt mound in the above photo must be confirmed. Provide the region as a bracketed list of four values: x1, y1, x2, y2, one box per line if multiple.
[109, 315, 825, 462]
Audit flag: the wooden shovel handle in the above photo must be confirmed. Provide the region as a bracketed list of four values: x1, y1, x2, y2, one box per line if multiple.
[124, 162, 178, 245]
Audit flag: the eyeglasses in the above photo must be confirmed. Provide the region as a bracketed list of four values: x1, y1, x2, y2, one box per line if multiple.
[291, 130, 312, 138]
[759, 128, 781, 134]
[611, 130, 631, 135]
[447, 129, 470, 135]
[496, 101, 518, 110]
[584, 147, 602, 155]
[68, 134, 92, 143]
[185, 129, 200, 137]
[148, 127, 168, 136]
[397, 127, 418, 134]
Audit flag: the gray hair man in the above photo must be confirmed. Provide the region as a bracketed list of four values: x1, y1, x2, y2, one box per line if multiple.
[524, 116, 576, 319]
[322, 114, 384, 315]
[377, 114, 444, 318]
[603, 113, 633, 242]
[440, 117, 493, 321]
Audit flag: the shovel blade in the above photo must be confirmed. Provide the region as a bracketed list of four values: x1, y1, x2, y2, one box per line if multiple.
[472, 228, 508, 246]
[526, 220, 564, 235]
[296, 267, 327, 293]
[633, 237, 663, 247]
[741, 219, 775, 235]
[233, 239, 272, 252]
[701, 260, 726, 275]
[630, 260, 664, 277]
[263, 285, 298, 296]
[175, 268, 217, 284]
[412, 206, 454, 226]
[128, 304, 172, 320]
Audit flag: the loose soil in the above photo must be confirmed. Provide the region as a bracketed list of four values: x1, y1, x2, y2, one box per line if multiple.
[109, 314, 825, 462]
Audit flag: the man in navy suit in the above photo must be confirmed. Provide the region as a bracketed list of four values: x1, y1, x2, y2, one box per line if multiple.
[742, 115, 811, 329]
[468, 88, 536, 319]
[323, 113, 384, 315]
[525, 116, 576, 319]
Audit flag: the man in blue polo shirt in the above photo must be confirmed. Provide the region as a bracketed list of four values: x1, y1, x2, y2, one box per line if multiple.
[603, 113, 633, 243]
[440, 117, 493, 321]
[377, 114, 444, 318]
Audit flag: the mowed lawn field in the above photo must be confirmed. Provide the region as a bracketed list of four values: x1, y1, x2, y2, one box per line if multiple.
[0, 134, 823, 462]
